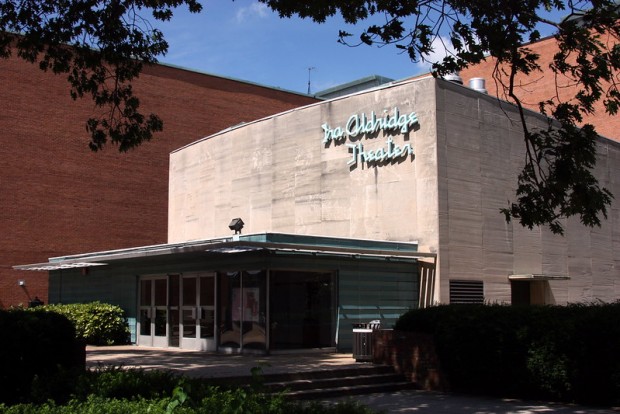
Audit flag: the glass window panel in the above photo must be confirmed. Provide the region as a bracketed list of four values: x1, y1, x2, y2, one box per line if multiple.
[183, 277, 196, 306]
[154, 279, 167, 306]
[139, 309, 151, 335]
[140, 280, 151, 306]
[169, 275, 180, 307]
[242, 270, 266, 351]
[182, 309, 197, 338]
[169, 309, 179, 347]
[200, 277, 214, 307]
[200, 309, 214, 338]
[269, 271, 334, 350]
[218, 272, 241, 348]
[154, 309, 167, 337]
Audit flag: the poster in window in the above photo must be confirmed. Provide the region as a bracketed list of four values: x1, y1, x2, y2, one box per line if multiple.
[231, 287, 260, 322]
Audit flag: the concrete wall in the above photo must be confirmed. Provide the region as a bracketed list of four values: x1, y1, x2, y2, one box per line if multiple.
[435, 80, 620, 304]
[169, 77, 440, 253]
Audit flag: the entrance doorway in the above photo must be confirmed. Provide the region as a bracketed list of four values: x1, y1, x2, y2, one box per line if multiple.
[138, 276, 168, 347]
[138, 270, 335, 352]
[269, 271, 335, 350]
[218, 270, 267, 353]
[511, 280, 548, 305]
[138, 274, 216, 350]
[180, 274, 216, 350]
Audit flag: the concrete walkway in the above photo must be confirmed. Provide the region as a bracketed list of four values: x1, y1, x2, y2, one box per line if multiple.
[324, 391, 619, 414]
[86, 345, 363, 379]
[86, 346, 619, 414]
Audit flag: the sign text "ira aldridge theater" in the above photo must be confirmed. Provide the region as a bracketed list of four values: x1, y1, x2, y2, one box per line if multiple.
[321, 107, 419, 166]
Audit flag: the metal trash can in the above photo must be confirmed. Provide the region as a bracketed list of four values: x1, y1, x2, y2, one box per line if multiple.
[352, 320, 381, 362]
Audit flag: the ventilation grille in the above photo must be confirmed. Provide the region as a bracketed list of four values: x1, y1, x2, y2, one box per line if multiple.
[449, 280, 484, 304]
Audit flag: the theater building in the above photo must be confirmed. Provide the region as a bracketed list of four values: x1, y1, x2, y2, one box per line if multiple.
[16, 75, 620, 353]
[1, 47, 317, 308]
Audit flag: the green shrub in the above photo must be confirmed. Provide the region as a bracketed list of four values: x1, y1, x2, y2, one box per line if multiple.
[394, 302, 620, 406]
[30, 302, 130, 345]
[73, 366, 181, 401]
[0, 310, 84, 405]
[0, 369, 379, 413]
[0, 396, 172, 414]
[72, 368, 283, 411]
[0, 395, 379, 414]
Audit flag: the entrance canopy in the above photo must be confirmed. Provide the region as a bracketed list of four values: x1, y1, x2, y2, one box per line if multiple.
[15, 233, 435, 352]
[15, 232, 434, 272]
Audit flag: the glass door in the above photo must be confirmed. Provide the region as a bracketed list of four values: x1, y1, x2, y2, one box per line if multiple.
[241, 271, 267, 352]
[269, 271, 335, 350]
[180, 273, 216, 351]
[138, 274, 216, 350]
[218, 270, 266, 353]
[199, 275, 216, 350]
[138, 276, 169, 347]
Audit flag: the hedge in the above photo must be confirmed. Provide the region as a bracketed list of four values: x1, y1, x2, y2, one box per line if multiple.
[0, 310, 84, 405]
[29, 302, 130, 345]
[394, 302, 620, 406]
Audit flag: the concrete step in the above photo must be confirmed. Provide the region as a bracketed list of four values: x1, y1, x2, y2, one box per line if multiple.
[284, 380, 417, 400]
[266, 372, 405, 392]
[261, 364, 416, 400]
[211, 364, 394, 386]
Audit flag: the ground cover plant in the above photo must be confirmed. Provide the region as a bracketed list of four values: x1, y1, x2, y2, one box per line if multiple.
[394, 302, 620, 406]
[0, 366, 380, 414]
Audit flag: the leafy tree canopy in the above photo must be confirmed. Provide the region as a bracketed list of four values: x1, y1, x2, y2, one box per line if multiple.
[260, 0, 618, 234]
[0, 0, 617, 234]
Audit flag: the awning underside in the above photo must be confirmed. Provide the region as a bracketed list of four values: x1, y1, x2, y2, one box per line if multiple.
[14, 234, 434, 272]
[14, 262, 108, 271]
[508, 273, 570, 281]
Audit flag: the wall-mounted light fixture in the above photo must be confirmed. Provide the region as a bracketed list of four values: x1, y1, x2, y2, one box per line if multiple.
[228, 218, 244, 234]
[18, 279, 25, 287]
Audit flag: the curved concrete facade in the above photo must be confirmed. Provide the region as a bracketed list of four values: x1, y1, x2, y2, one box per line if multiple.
[169, 77, 439, 249]
[169, 76, 620, 305]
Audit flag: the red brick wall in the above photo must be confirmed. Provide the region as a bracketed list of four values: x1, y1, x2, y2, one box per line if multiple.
[0, 51, 317, 307]
[460, 34, 620, 142]
[373, 330, 448, 391]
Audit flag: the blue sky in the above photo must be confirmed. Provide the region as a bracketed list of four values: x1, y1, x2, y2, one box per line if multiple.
[155, 1, 439, 94]
[154, 1, 564, 95]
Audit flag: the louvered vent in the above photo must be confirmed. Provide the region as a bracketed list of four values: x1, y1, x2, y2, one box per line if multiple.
[449, 280, 484, 304]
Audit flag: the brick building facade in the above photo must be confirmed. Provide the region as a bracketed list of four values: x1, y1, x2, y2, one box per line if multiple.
[460, 34, 620, 142]
[1, 50, 317, 307]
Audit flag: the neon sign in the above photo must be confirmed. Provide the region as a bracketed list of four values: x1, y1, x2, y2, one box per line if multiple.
[321, 107, 418, 166]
